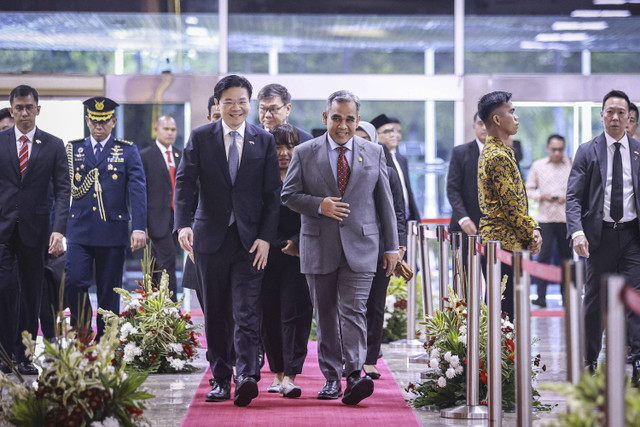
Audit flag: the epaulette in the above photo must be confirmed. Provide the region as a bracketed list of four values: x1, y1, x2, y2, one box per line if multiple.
[114, 138, 134, 146]
[69, 138, 85, 144]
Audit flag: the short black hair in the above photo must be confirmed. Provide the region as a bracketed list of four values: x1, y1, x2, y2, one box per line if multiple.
[9, 85, 39, 105]
[213, 75, 253, 102]
[602, 89, 630, 110]
[477, 91, 512, 124]
[547, 134, 565, 146]
[629, 102, 638, 118]
[257, 83, 291, 105]
[270, 123, 299, 149]
[387, 116, 401, 125]
[0, 107, 12, 121]
[207, 95, 216, 115]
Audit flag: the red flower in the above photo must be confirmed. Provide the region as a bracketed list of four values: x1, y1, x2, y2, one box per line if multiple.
[183, 313, 191, 321]
[505, 338, 515, 354]
[508, 354, 515, 363]
[479, 370, 488, 384]
[394, 299, 408, 310]
[126, 406, 144, 416]
[463, 358, 467, 365]
[479, 400, 488, 406]
[133, 289, 144, 294]
[184, 344, 194, 358]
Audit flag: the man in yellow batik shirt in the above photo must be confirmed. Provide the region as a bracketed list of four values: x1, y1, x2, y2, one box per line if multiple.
[477, 91, 542, 320]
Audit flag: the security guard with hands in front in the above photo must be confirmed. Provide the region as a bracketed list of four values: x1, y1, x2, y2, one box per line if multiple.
[64, 96, 147, 340]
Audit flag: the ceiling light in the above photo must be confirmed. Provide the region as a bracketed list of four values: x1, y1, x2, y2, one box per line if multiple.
[520, 41, 568, 51]
[185, 16, 199, 25]
[535, 32, 590, 42]
[593, 0, 625, 4]
[552, 21, 608, 31]
[571, 9, 631, 17]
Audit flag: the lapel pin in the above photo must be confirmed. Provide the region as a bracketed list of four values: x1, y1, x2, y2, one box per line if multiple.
[35, 139, 41, 144]
[249, 140, 255, 145]
[358, 157, 363, 162]
[174, 152, 179, 157]
[78, 147, 84, 153]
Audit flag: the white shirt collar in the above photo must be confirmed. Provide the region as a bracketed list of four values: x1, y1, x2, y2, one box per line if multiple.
[604, 131, 629, 149]
[90, 134, 111, 148]
[475, 137, 485, 152]
[327, 134, 353, 151]
[15, 125, 36, 143]
[222, 120, 246, 139]
[156, 139, 172, 153]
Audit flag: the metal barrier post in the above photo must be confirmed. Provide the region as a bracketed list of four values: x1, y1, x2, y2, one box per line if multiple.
[419, 224, 434, 318]
[563, 260, 584, 384]
[437, 225, 450, 309]
[605, 275, 626, 427]
[390, 220, 423, 350]
[441, 234, 488, 419]
[486, 241, 502, 427]
[451, 231, 464, 299]
[514, 250, 532, 427]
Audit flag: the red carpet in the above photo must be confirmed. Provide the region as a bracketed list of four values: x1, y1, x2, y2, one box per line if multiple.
[181, 341, 420, 427]
[532, 309, 564, 317]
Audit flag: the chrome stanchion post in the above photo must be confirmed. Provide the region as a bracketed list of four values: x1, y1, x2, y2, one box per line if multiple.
[419, 224, 434, 318]
[390, 220, 422, 350]
[514, 250, 532, 427]
[604, 275, 626, 427]
[441, 234, 488, 419]
[451, 231, 464, 299]
[563, 260, 583, 384]
[437, 225, 450, 309]
[487, 241, 502, 427]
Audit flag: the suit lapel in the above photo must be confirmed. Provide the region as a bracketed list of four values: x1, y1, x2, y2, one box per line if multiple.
[343, 138, 365, 199]
[153, 145, 171, 185]
[84, 138, 96, 167]
[23, 128, 42, 180]
[5, 128, 20, 178]
[211, 122, 231, 186]
[595, 133, 608, 191]
[96, 136, 114, 167]
[237, 123, 256, 178]
[314, 135, 341, 196]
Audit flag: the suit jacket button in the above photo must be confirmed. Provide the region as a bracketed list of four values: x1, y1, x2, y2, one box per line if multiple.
[71, 214, 75, 218]
[339, 223, 344, 228]
[93, 193, 97, 198]
[93, 207, 97, 211]
[118, 215, 122, 219]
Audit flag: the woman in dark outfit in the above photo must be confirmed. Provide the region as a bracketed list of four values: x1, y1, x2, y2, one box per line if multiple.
[261, 124, 312, 398]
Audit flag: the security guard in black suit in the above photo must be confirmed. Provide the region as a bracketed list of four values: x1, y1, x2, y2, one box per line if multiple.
[64, 97, 147, 340]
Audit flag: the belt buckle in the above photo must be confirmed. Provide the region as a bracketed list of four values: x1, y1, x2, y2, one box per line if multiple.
[613, 221, 619, 230]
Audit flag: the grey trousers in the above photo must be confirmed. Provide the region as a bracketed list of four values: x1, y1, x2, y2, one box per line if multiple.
[306, 253, 374, 381]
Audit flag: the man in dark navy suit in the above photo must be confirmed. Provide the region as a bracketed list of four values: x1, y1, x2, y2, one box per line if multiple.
[371, 114, 421, 221]
[257, 83, 313, 143]
[0, 85, 70, 374]
[64, 96, 147, 340]
[566, 89, 640, 385]
[175, 75, 281, 407]
[140, 115, 181, 300]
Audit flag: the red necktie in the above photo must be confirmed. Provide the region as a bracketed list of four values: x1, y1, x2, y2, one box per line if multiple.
[18, 135, 29, 177]
[166, 150, 175, 210]
[337, 146, 350, 196]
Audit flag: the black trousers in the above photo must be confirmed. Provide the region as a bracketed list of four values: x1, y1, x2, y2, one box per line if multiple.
[261, 248, 312, 376]
[584, 224, 640, 363]
[195, 224, 263, 382]
[65, 244, 126, 341]
[149, 231, 178, 302]
[365, 260, 391, 365]
[536, 222, 572, 301]
[0, 227, 45, 362]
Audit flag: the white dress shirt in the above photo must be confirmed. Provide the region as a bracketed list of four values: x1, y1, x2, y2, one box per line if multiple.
[221, 120, 245, 162]
[156, 140, 174, 170]
[90, 134, 111, 153]
[15, 126, 36, 158]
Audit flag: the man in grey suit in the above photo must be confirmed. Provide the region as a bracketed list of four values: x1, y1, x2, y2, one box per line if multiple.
[281, 90, 399, 405]
[566, 89, 640, 385]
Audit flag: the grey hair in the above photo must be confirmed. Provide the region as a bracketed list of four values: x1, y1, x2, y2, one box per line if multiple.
[257, 83, 291, 104]
[326, 90, 360, 114]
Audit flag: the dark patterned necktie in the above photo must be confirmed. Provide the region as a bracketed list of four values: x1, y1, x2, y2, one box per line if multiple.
[18, 135, 28, 177]
[610, 142, 623, 222]
[337, 146, 350, 196]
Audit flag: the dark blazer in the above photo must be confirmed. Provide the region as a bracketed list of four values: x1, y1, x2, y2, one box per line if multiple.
[174, 121, 281, 254]
[447, 140, 483, 232]
[140, 144, 182, 240]
[66, 135, 147, 247]
[0, 127, 69, 247]
[383, 148, 421, 221]
[566, 132, 640, 250]
[388, 166, 407, 248]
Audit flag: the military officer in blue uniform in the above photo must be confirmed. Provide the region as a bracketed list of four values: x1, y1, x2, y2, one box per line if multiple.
[65, 96, 147, 340]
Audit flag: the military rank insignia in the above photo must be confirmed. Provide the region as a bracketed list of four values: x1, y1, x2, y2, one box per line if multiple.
[75, 173, 82, 182]
[108, 145, 124, 163]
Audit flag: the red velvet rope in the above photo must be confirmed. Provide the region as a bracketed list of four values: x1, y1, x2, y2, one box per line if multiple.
[521, 258, 562, 283]
[495, 247, 513, 266]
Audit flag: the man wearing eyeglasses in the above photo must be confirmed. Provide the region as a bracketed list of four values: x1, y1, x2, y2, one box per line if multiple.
[64, 96, 147, 342]
[175, 75, 281, 407]
[257, 84, 313, 143]
[371, 114, 421, 222]
[0, 85, 70, 375]
[526, 134, 572, 308]
[567, 89, 640, 385]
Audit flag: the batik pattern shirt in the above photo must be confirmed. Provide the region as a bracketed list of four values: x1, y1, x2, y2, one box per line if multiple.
[478, 136, 537, 251]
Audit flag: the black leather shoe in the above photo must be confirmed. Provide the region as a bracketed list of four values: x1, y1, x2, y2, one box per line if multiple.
[0, 361, 11, 374]
[17, 361, 38, 376]
[632, 360, 640, 388]
[532, 298, 547, 308]
[585, 361, 597, 375]
[363, 364, 381, 380]
[342, 374, 374, 405]
[234, 375, 258, 407]
[206, 379, 231, 402]
[317, 380, 342, 400]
